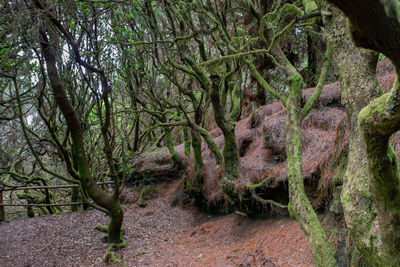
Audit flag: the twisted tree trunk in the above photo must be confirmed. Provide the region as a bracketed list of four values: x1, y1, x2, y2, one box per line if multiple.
[323, 3, 382, 265]
[209, 75, 239, 198]
[39, 27, 123, 244]
[326, 0, 400, 265]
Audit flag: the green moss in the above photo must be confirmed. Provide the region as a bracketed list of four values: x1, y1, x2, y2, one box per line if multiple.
[209, 75, 239, 195]
[245, 177, 271, 190]
[195, 126, 222, 164]
[246, 59, 288, 105]
[333, 156, 347, 186]
[221, 179, 238, 200]
[70, 187, 79, 212]
[94, 224, 108, 233]
[303, 0, 318, 14]
[230, 85, 241, 121]
[185, 173, 203, 197]
[165, 128, 183, 168]
[357, 78, 400, 263]
[284, 58, 337, 266]
[222, 130, 239, 182]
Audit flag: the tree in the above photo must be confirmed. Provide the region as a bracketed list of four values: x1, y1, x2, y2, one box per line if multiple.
[4, 0, 400, 266]
[0, 0, 132, 263]
[325, 0, 400, 265]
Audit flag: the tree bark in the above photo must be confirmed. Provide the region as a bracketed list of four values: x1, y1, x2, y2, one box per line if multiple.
[325, 0, 400, 265]
[209, 75, 239, 198]
[323, 4, 383, 265]
[285, 66, 337, 267]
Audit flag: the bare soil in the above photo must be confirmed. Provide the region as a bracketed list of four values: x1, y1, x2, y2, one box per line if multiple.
[0, 182, 314, 267]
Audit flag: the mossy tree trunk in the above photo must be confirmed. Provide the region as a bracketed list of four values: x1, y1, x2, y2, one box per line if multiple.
[187, 101, 204, 199]
[285, 80, 337, 267]
[185, 86, 205, 198]
[326, 0, 400, 265]
[252, 2, 337, 264]
[209, 75, 239, 198]
[37, 22, 123, 244]
[283, 51, 337, 267]
[70, 187, 79, 212]
[165, 127, 183, 169]
[322, 3, 383, 265]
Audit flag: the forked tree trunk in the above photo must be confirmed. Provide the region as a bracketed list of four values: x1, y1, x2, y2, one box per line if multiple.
[209, 75, 239, 198]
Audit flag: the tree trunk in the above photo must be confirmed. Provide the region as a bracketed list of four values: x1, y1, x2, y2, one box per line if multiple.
[165, 127, 183, 168]
[39, 26, 123, 244]
[70, 187, 79, 212]
[107, 202, 124, 243]
[285, 70, 337, 267]
[323, 3, 382, 265]
[358, 73, 400, 265]
[324, 1, 400, 265]
[186, 128, 204, 200]
[209, 75, 239, 198]
[255, 10, 338, 264]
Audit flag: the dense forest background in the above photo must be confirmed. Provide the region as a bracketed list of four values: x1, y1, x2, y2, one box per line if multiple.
[1, 0, 400, 266]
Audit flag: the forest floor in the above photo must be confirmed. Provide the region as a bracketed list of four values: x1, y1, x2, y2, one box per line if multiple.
[0, 181, 314, 267]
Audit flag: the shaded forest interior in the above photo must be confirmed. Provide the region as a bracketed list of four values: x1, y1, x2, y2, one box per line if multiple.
[1, 0, 400, 266]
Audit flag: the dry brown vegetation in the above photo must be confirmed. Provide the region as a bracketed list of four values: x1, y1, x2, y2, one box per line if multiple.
[130, 60, 395, 212]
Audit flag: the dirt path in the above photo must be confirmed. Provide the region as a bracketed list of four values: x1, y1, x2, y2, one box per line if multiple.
[0, 183, 314, 267]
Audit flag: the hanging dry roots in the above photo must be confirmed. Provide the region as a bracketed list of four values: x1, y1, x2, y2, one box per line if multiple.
[94, 225, 126, 266]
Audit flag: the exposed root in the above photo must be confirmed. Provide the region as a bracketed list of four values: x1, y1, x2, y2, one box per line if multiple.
[94, 224, 126, 266]
[245, 177, 270, 190]
[94, 224, 108, 233]
[245, 179, 288, 210]
[250, 190, 288, 209]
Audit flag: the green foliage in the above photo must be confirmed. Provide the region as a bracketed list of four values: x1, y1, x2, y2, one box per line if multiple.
[379, 53, 387, 61]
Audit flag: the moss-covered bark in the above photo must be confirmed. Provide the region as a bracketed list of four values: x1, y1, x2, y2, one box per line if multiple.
[37, 23, 123, 245]
[183, 127, 191, 157]
[191, 130, 202, 169]
[165, 127, 183, 169]
[323, 5, 382, 265]
[70, 187, 79, 212]
[107, 201, 124, 243]
[185, 128, 204, 200]
[285, 70, 337, 267]
[209, 75, 239, 197]
[358, 75, 400, 265]
[250, 3, 338, 264]
[324, 1, 400, 265]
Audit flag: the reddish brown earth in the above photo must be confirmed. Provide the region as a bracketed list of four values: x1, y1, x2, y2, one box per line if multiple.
[0, 182, 314, 267]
